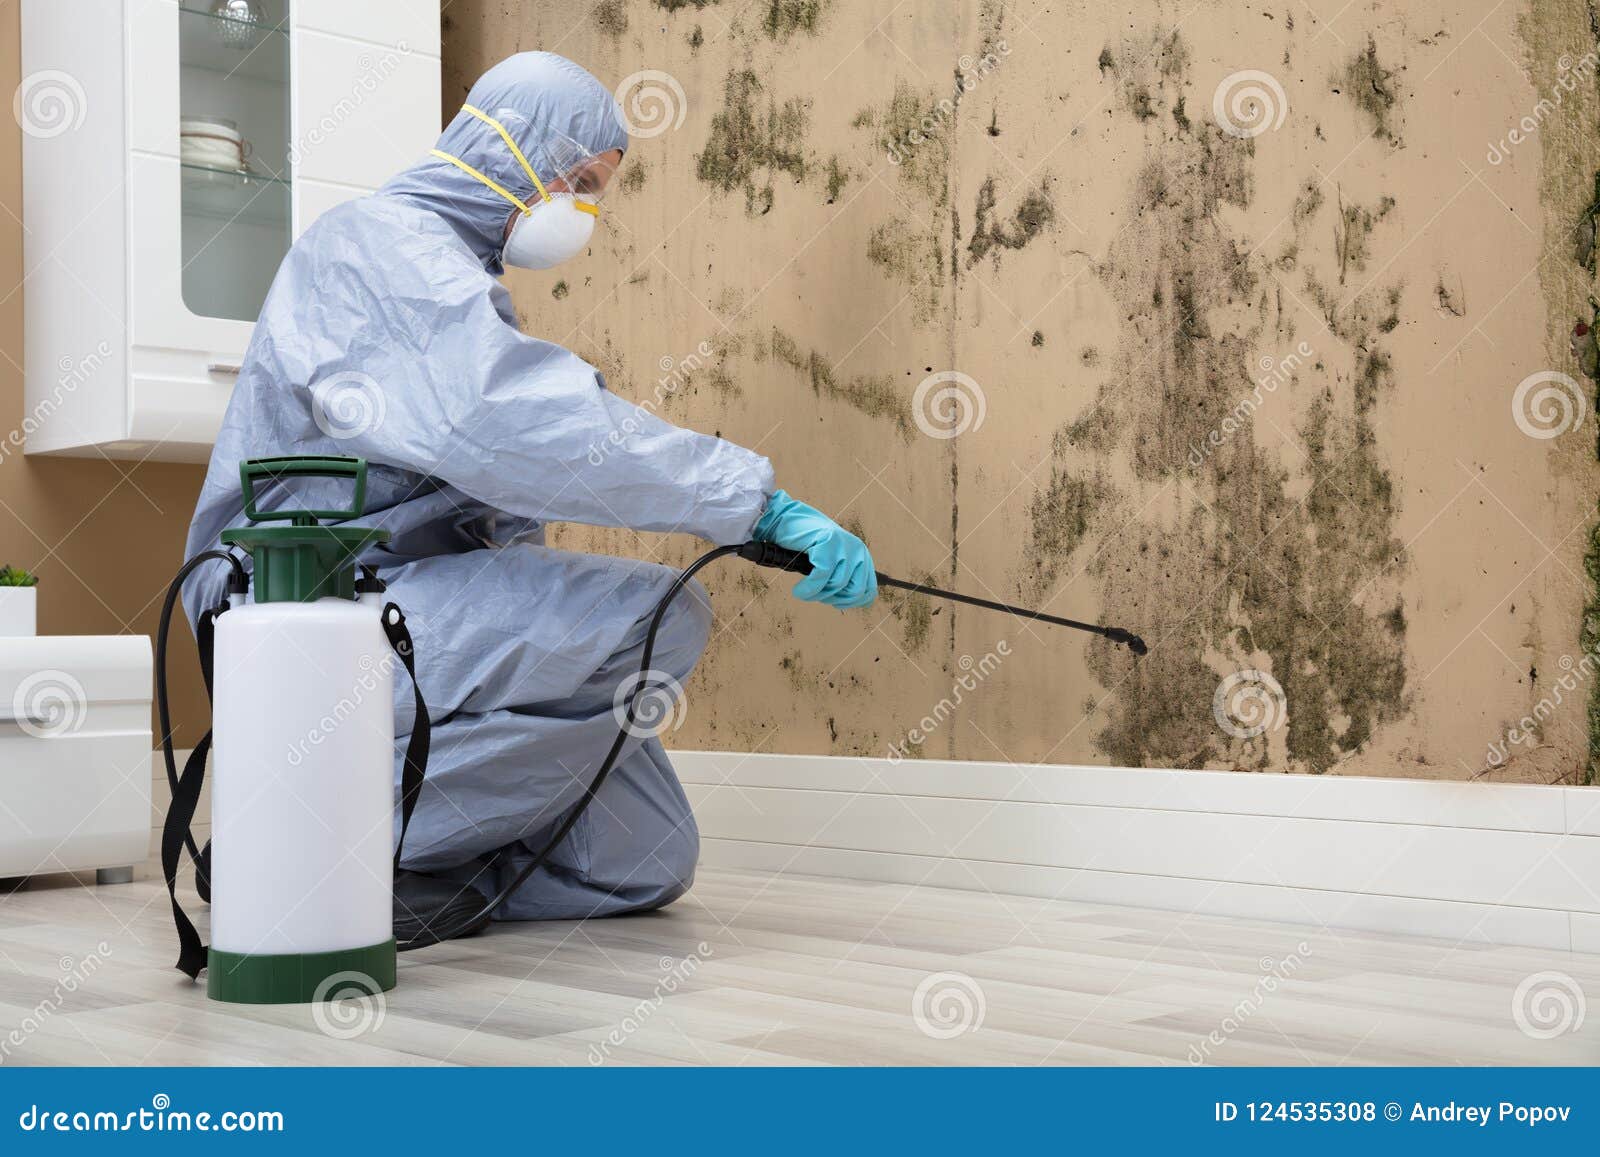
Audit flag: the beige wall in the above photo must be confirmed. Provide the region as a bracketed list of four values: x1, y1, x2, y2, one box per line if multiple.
[447, 0, 1600, 782]
[6, 2, 1598, 781]
[0, 0, 209, 745]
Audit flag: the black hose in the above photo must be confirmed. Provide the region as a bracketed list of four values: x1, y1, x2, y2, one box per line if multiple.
[156, 539, 1143, 953]
[155, 550, 247, 867]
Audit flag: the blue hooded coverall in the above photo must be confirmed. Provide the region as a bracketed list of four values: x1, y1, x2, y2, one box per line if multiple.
[185, 52, 776, 919]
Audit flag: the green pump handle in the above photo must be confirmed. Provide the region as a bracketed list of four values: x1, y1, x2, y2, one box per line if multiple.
[239, 456, 368, 525]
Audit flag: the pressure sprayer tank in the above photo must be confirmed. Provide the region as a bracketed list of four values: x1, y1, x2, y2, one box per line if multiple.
[208, 456, 395, 1004]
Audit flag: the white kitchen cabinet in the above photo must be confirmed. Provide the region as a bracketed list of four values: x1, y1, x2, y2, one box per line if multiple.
[21, 0, 441, 463]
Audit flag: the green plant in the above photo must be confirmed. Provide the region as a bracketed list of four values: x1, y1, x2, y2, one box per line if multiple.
[0, 565, 38, 587]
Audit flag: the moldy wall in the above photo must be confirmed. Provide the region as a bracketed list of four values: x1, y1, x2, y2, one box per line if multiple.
[444, 1, 1600, 783]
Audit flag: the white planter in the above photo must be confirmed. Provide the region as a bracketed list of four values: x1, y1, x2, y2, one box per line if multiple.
[0, 634, 152, 879]
[0, 588, 37, 637]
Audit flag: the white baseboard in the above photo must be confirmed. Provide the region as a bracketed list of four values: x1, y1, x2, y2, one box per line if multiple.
[671, 751, 1600, 954]
[151, 745, 1600, 953]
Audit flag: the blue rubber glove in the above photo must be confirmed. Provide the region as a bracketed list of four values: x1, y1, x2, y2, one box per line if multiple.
[751, 491, 878, 609]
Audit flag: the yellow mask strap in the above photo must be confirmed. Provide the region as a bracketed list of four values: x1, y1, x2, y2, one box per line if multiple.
[429, 149, 531, 213]
[435, 105, 604, 219]
[462, 103, 552, 203]
[430, 149, 602, 219]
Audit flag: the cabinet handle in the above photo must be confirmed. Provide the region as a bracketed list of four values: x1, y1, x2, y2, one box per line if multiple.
[207, 361, 243, 376]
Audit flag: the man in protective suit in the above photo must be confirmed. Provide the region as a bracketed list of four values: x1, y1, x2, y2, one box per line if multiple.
[185, 52, 877, 940]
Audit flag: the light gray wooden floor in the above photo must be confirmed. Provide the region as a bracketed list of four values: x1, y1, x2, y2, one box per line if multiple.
[1, 862, 1597, 1066]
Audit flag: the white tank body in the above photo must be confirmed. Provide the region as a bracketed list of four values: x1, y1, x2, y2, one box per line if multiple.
[210, 597, 394, 955]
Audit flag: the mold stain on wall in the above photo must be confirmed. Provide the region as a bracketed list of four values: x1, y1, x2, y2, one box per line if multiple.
[696, 69, 810, 214]
[967, 176, 1056, 265]
[1024, 469, 1110, 595]
[1338, 34, 1402, 145]
[1523, 0, 1600, 784]
[866, 219, 943, 326]
[768, 328, 914, 436]
[761, 0, 828, 40]
[1334, 191, 1395, 284]
[593, 0, 628, 38]
[855, 80, 955, 322]
[881, 580, 936, 654]
[1071, 26, 1409, 773]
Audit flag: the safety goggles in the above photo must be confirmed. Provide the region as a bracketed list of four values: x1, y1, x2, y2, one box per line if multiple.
[431, 104, 610, 217]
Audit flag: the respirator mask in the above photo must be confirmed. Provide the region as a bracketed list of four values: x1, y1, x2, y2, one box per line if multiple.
[503, 192, 597, 270]
[432, 106, 612, 271]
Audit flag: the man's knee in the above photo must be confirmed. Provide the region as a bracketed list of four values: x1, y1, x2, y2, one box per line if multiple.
[641, 809, 699, 910]
[579, 788, 699, 912]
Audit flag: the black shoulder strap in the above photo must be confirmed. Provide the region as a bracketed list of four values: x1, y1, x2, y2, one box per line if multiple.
[194, 605, 217, 902]
[162, 734, 212, 979]
[196, 602, 218, 700]
[381, 603, 429, 869]
[161, 604, 221, 980]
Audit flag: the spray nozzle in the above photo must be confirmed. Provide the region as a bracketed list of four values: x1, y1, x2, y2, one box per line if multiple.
[1102, 627, 1149, 655]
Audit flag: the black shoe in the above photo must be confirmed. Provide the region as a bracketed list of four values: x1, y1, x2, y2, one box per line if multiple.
[394, 870, 492, 944]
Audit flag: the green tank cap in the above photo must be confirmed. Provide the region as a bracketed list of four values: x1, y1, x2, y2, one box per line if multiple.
[220, 456, 390, 603]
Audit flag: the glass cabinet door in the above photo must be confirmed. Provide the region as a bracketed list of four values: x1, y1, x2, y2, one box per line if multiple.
[177, 1, 291, 323]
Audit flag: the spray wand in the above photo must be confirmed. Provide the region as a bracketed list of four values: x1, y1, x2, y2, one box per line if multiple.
[735, 541, 1148, 654]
